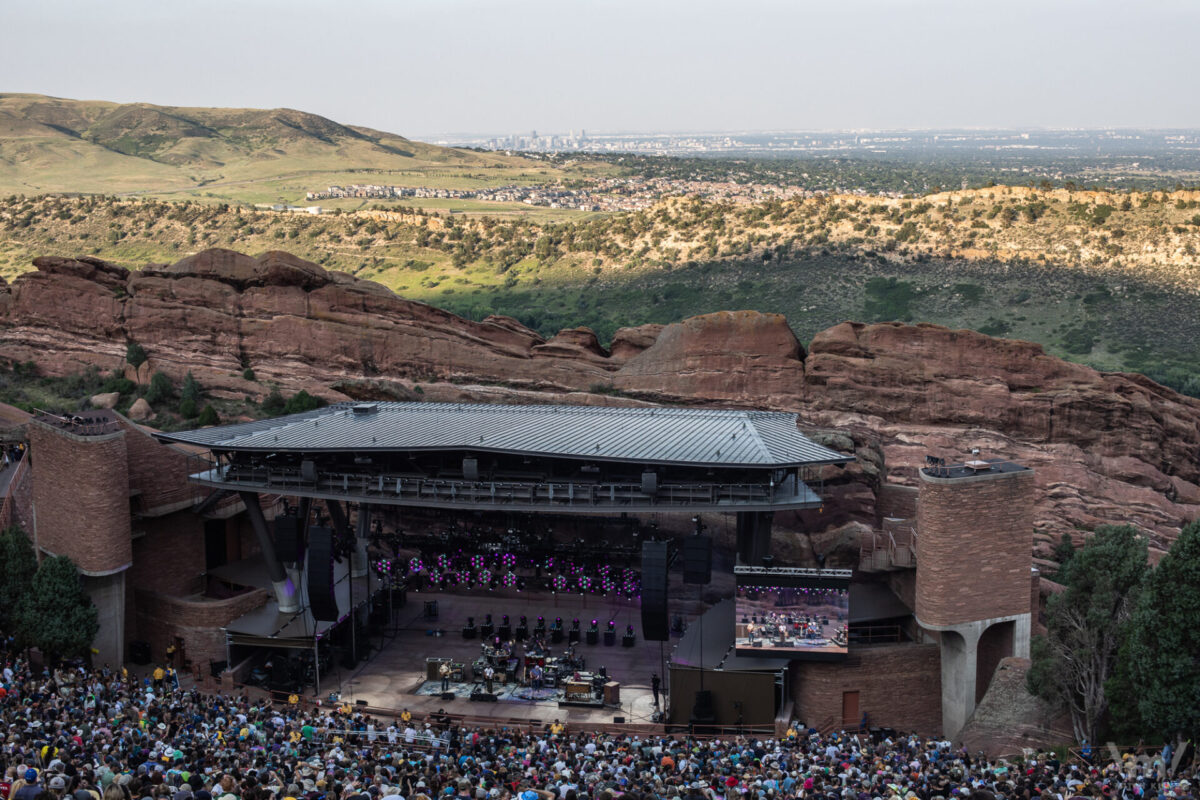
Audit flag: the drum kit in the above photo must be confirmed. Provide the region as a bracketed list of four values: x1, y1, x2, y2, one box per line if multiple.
[474, 636, 587, 688]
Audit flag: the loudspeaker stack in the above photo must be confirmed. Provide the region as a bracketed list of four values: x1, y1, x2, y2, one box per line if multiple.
[274, 513, 304, 563]
[307, 526, 340, 622]
[682, 535, 712, 584]
[640, 541, 670, 641]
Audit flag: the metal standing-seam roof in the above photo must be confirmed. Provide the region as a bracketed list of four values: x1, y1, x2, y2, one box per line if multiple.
[154, 402, 851, 468]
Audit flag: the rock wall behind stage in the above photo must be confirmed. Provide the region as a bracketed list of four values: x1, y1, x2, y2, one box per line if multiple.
[3, 249, 1199, 550]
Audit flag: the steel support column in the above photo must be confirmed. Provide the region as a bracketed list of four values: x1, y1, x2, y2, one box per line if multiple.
[239, 491, 300, 613]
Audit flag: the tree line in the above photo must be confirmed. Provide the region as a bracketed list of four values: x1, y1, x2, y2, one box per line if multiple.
[0, 526, 99, 662]
[1028, 519, 1200, 747]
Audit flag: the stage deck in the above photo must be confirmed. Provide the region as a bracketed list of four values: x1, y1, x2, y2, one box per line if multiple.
[325, 589, 679, 727]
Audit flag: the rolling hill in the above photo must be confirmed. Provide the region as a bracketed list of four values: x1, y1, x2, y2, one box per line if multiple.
[0, 93, 558, 200]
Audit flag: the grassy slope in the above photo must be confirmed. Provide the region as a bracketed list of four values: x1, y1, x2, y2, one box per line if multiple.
[0, 93, 594, 207]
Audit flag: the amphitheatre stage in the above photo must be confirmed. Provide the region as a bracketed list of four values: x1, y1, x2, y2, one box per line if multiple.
[155, 401, 851, 727]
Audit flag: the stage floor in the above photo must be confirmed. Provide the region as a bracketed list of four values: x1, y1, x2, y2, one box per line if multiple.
[324, 589, 679, 727]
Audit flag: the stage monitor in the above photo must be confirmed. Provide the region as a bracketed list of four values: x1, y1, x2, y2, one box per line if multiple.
[734, 567, 851, 661]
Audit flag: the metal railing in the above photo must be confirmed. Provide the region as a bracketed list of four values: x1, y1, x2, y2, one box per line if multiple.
[0, 457, 30, 530]
[848, 624, 905, 645]
[241, 683, 775, 740]
[187, 456, 818, 510]
[859, 525, 917, 571]
[33, 410, 122, 436]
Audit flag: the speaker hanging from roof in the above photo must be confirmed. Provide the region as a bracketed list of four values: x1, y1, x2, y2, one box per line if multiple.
[682, 535, 712, 585]
[274, 512, 304, 564]
[306, 526, 339, 622]
[640, 540, 670, 641]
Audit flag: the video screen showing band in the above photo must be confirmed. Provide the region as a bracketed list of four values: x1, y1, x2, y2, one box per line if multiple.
[735, 572, 850, 660]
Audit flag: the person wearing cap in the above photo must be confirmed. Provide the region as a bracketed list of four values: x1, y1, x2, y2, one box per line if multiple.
[13, 770, 41, 800]
[46, 775, 68, 800]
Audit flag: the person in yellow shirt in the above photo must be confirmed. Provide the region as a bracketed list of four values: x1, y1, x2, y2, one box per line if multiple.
[152, 666, 165, 688]
[400, 709, 412, 724]
[550, 719, 565, 735]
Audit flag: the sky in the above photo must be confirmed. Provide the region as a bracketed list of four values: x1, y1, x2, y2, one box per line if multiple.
[3, 0, 1199, 138]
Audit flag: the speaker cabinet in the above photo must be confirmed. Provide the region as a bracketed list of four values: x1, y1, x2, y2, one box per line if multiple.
[307, 526, 339, 621]
[641, 541, 669, 641]
[274, 513, 304, 563]
[682, 534, 712, 584]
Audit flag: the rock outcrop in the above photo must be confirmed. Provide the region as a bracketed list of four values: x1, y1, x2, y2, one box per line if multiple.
[957, 657, 1071, 755]
[2, 248, 1198, 548]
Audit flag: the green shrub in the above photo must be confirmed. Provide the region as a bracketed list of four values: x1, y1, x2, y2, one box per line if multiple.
[261, 387, 285, 415]
[863, 277, 919, 321]
[125, 342, 148, 368]
[142, 371, 175, 405]
[282, 390, 324, 415]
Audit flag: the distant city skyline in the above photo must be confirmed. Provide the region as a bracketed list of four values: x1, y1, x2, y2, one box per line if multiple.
[3, 0, 1199, 137]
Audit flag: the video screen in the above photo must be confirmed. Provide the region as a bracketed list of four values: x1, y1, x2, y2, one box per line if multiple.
[735, 571, 849, 660]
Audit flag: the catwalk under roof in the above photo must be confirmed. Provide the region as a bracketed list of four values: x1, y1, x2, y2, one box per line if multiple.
[156, 401, 850, 468]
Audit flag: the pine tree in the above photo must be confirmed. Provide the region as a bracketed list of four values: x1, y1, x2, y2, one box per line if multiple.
[179, 371, 201, 418]
[1119, 519, 1200, 739]
[143, 371, 175, 405]
[17, 555, 99, 662]
[196, 404, 219, 426]
[125, 341, 148, 369]
[0, 526, 37, 633]
[1027, 524, 1148, 743]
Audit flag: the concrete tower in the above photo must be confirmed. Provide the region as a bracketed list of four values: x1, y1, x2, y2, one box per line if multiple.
[28, 416, 134, 666]
[915, 458, 1034, 737]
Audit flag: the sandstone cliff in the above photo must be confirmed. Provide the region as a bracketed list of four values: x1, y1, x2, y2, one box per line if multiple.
[2, 248, 1197, 549]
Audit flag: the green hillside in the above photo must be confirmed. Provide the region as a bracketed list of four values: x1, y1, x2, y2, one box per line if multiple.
[0, 93, 577, 205]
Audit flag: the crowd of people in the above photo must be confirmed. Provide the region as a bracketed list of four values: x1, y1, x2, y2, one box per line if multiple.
[0, 641, 1194, 800]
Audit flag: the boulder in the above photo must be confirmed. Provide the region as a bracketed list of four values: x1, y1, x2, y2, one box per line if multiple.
[127, 398, 153, 421]
[90, 392, 120, 409]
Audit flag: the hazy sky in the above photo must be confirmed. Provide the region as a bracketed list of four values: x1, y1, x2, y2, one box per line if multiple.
[3, 0, 1198, 137]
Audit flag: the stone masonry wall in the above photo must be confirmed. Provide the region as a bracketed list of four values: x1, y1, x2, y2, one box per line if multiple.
[129, 511, 207, 597]
[119, 418, 196, 516]
[133, 587, 268, 673]
[791, 642, 943, 736]
[915, 470, 1033, 626]
[29, 421, 132, 574]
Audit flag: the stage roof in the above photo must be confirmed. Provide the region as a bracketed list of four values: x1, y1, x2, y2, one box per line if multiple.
[157, 402, 851, 469]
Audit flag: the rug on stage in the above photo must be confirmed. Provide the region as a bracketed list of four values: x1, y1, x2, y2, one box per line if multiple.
[415, 680, 563, 703]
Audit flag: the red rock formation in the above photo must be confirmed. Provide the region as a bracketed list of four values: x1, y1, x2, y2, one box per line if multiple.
[613, 311, 805, 407]
[2, 249, 1197, 547]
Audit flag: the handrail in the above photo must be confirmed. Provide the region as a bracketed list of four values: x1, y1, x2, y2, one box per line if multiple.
[0, 457, 30, 530]
[230, 682, 772, 739]
[187, 456, 816, 510]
